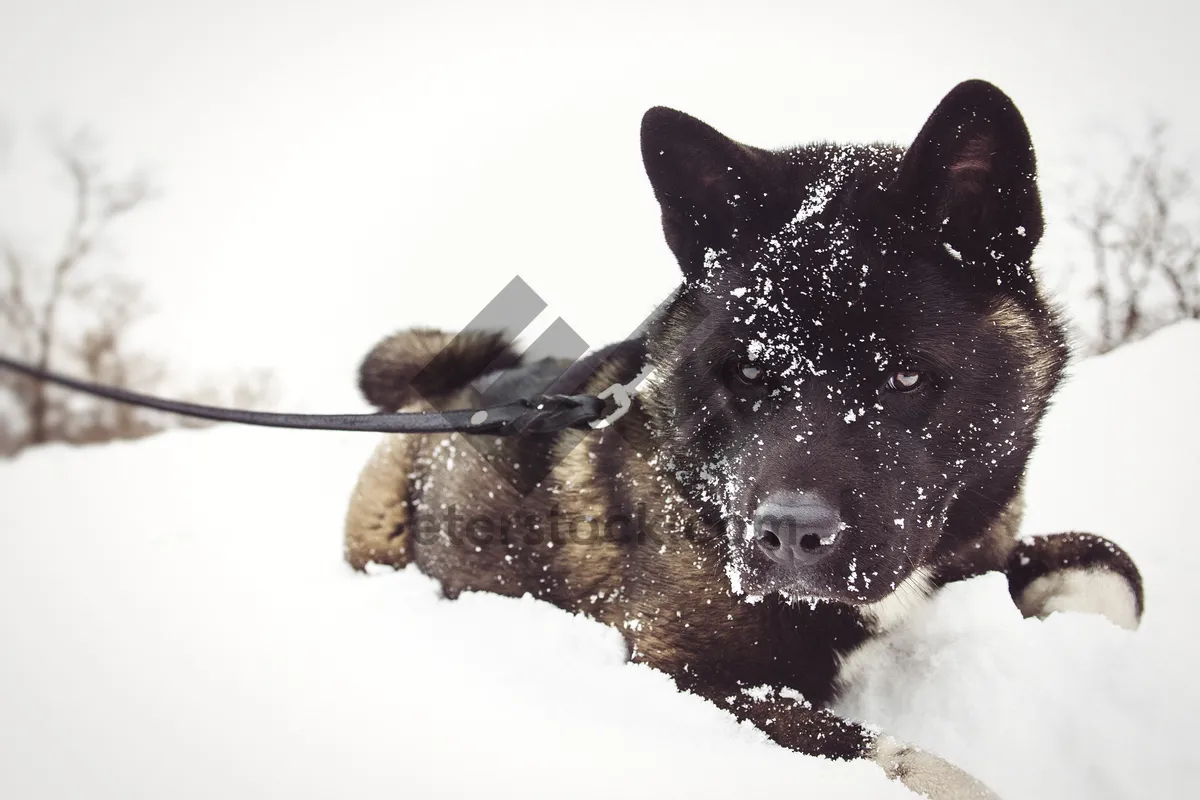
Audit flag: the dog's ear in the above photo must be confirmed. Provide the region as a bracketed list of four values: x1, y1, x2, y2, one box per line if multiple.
[641, 107, 776, 280]
[888, 80, 1043, 271]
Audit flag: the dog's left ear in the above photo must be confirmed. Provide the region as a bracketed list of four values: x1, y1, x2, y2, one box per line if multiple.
[888, 80, 1043, 268]
[641, 107, 780, 281]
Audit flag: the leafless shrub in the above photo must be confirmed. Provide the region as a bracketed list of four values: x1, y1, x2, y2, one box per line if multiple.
[1068, 123, 1200, 354]
[0, 127, 275, 456]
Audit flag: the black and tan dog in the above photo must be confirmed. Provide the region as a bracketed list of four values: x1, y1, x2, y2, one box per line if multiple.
[345, 81, 1143, 798]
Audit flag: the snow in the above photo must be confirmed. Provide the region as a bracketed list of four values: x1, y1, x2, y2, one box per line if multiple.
[2, 322, 1199, 799]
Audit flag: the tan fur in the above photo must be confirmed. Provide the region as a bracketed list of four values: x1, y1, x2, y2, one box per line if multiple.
[550, 437, 629, 626]
[344, 432, 419, 571]
[547, 358, 648, 624]
[987, 298, 1058, 396]
[940, 488, 1026, 579]
[548, 386, 770, 673]
[978, 487, 1026, 566]
[872, 736, 1001, 799]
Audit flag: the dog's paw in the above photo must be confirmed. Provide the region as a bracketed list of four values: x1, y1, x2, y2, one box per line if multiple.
[1006, 533, 1143, 631]
[871, 736, 1000, 799]
[1013, 566, 1141, 631]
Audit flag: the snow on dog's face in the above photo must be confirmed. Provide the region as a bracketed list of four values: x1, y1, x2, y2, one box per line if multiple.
[639, 81, 1067, 604]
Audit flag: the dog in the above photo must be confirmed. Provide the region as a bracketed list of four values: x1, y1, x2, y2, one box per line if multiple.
[343, 80, 1144, 798]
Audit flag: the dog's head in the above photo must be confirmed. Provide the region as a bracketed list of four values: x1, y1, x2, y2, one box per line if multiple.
[639, 81, 1067, 604]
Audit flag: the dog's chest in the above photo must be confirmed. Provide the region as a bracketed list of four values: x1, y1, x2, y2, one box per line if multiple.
[833, 567, 936, 692]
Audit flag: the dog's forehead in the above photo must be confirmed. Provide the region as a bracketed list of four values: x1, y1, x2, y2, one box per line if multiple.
[703, 220, 924, 366]
[690, 144, 967, 371]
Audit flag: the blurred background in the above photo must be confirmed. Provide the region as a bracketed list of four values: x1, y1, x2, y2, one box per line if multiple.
[1, 0, 1197, 456]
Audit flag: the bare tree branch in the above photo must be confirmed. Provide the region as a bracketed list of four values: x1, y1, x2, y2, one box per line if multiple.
[1068, 122, 1200, 354]
[0, 124, 276, 456]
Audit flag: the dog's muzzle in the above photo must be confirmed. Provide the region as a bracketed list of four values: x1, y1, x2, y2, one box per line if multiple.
[753, 491, 842, 569]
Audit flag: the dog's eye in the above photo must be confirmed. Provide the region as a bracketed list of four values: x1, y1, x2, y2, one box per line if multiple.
[724, 357, 768, 396]
[738, 361, 763, 384]
[885, 369, 923, 392]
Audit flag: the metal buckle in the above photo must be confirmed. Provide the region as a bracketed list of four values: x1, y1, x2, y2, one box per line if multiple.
[588, 382, 631, 429]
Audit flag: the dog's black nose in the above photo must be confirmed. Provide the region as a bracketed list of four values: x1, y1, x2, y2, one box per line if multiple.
[753, 492, 841, 567]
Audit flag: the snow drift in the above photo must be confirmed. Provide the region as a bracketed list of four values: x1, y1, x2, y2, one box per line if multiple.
[2, 322, 1198, 799]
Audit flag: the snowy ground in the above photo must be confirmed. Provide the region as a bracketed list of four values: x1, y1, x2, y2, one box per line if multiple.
[1, 323, 1198, 799]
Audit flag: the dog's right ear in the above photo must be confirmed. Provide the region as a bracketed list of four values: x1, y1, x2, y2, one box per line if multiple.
[641, 107, 774, 280]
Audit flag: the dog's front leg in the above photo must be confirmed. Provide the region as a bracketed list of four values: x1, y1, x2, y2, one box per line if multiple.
[694, 683, 1000, 799]
[1004, 532, 1144, 630]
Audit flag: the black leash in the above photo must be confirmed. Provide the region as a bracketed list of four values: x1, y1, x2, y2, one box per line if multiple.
[0, 354, 631, 436]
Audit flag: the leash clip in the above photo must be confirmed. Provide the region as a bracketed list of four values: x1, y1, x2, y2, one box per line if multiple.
[588, 382, 631, 430]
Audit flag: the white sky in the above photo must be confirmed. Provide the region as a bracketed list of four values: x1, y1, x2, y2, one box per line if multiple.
[1, 0, 1197, 409]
